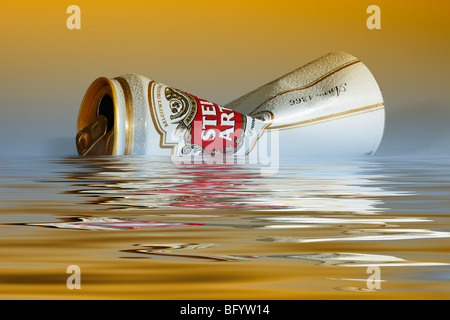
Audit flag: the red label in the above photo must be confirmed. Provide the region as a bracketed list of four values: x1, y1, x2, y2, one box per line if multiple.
[149, 83, 248, 156]
[186, 95, 247, 156]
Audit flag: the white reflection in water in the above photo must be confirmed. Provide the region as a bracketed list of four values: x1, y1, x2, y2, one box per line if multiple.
[254, 216, 431, 228]
[61, 157, 408, 214]
[29, 217, 204, 231]
[261, 228, 450, 243]
[279, 252, 449, 267]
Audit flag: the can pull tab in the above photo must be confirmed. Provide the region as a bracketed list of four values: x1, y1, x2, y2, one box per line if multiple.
[76, 115, 111, 155]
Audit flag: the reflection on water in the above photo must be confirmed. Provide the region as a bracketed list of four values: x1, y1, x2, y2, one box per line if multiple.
[28, 217, 204, 231]
[0, 155, 450, 299]
[261, 227, 450, 243]
[60, 156, 394, 213]
[121, 243, 255, 262]
[276, 252, 448, 267]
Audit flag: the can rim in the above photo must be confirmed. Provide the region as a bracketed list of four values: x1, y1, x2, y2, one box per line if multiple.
[77, 77, 119, 155]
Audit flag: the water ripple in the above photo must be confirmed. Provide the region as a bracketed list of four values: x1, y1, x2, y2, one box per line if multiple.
[1, 155, 450, 298]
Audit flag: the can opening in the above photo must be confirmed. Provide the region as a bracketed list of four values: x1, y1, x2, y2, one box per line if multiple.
[77, 77, 118, 155]
[97, 94, 114, 132]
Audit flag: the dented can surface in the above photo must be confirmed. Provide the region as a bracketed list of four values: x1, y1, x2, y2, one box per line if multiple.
[226, 52, 385, 156]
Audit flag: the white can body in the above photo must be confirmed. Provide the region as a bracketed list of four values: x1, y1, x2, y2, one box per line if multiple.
[226, 52, 385, 156]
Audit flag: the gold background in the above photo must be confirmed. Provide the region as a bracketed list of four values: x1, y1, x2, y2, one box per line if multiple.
[1, 0, 449, 155]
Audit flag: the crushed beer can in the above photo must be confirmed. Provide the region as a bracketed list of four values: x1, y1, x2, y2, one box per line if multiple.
[76, 52, 384, 160]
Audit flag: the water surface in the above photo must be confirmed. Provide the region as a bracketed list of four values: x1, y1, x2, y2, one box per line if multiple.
[0, 155, 449, 299]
